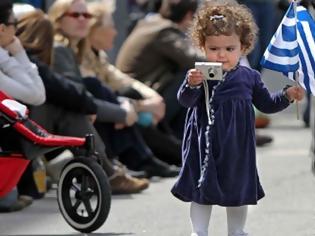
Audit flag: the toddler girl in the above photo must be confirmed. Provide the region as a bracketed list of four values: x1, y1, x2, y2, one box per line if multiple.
[171, 1, 304, 236]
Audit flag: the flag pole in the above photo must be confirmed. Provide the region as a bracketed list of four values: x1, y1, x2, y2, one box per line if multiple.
[294, 72, 300, 120]
[293, 0, 300, 120]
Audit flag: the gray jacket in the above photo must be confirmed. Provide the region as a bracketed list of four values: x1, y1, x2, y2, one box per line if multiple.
[52, 43, 127, 123]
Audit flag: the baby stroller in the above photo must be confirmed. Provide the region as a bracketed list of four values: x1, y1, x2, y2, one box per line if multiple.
[0, 91, 111, 233]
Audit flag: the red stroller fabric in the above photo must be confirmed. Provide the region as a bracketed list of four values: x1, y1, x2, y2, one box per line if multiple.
[0, 155, 30, 197]
[0, 90, 85, 197]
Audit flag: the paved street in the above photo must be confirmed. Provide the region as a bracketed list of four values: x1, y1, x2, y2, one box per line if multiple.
[1, 70, 315, 236]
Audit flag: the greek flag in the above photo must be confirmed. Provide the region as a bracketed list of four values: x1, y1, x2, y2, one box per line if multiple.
[260, 2, 315, 95]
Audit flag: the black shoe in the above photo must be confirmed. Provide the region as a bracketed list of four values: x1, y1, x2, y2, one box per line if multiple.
[256, 134, 273, 147]
[138, 157, 180, 178]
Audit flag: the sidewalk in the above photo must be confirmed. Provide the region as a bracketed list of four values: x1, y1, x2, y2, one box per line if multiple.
[247, 112, 315, 236]
[0, 112, 314, 236]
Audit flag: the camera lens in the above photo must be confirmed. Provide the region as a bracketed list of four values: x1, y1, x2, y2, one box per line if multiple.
[208, 68, 216, 78]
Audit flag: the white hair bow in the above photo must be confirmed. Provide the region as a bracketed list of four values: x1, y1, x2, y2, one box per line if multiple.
[209, 15, 224, 21]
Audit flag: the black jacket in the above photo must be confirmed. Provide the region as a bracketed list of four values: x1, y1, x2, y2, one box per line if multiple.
[30, 56, 97, 115]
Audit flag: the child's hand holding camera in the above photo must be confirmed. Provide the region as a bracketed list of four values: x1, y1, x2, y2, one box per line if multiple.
[187, 69, 204, 87]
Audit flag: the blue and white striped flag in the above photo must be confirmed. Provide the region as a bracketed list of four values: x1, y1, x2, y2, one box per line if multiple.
[260, 2, 315, 95]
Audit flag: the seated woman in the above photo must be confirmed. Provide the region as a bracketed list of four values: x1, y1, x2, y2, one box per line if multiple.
[80, 1, 182, 166]
[15, 9, 150, 195]
[48, 0, 179, 177]
[0, 2, 45, 105]
[82, 2, 165, 124]
[0, 0, 45, 212]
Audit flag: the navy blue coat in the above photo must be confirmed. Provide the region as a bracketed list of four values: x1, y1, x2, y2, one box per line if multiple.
[171, 66, 290, 206]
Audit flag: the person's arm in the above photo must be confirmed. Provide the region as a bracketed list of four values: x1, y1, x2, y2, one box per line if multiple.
[0, 39, 45, 105]
[106, 63, 165, 121]
[34, 59, 97, 114]
[94, 98, 126, 123]
[94, 98, 138, 127]
[52, 44, 137, 124]
[82, 51, 165, 122]
[106, 62, 160, 98]
[177, 74, 203, 108]
[252, 71, 292, 113]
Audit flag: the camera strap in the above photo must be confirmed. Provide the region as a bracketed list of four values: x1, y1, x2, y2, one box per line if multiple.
[197, 74, 227, 187]
[203, 80, 212, 125]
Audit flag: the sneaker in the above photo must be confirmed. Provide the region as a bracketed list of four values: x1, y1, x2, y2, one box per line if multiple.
[18, 195, 33, 207]
[109, 173, 149, 195]
[0, 195, 33, 213]
[137, 157, 180, 178]
[113, 158, 147, 178]
[126, 169, 148, 178]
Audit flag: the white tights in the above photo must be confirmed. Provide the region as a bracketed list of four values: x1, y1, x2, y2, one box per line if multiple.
[190, 202, 248, 236]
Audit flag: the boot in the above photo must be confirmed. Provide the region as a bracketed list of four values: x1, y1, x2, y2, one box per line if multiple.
[136, 156, 180, 178]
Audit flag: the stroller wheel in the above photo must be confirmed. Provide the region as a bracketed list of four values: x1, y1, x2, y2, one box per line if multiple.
[57, 157, 111, 233]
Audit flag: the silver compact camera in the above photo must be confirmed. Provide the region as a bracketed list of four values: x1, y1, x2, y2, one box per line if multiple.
[195, 62, 223, 80]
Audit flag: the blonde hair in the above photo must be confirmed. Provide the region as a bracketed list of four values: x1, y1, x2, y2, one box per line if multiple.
[48, 0, 87, 62]
[88, 1, 114, 30]
[191, 1, 257, 55]
[16, 10, 53, 65]
[48, 0, 77, 33]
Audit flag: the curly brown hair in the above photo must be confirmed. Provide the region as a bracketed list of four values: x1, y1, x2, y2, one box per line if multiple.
[190, 1, 258, 55]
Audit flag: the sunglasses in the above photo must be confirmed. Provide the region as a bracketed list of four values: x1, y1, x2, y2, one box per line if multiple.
[5, 19, 18, 28]
[63, 12, 93, 19]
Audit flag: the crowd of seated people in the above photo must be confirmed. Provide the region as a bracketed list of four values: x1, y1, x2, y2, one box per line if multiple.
[48, 0, 179, 178]
[1, 0, 304, 213]
[0, 0, 182, 212]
